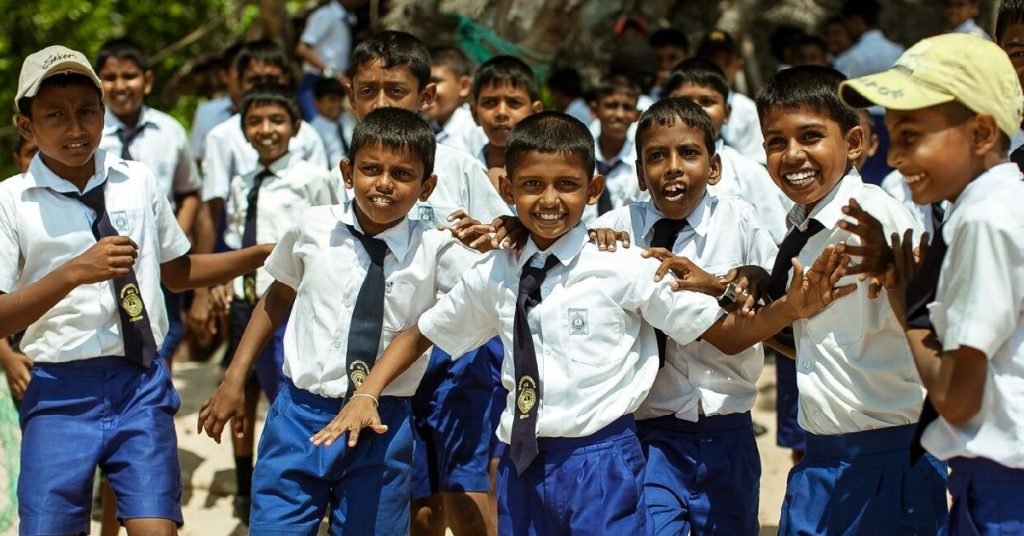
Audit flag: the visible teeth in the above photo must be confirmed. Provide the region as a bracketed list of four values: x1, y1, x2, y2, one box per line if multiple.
[259, 139, 275, 147]
[67, 143, 86, 149]
[784, 170, 816, 185]
[536, 213, 562, 221]
[904, 173, 924, 184]
[664, 184, 685, 193]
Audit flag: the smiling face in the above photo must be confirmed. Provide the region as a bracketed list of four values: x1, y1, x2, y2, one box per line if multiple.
[637, 120, 721, 220]
[885, 105, 980, 205]
[499, 151, 602, 250]
[17, 81, 104, 186]
[98, 57, 153, 126]
[472, 81, 541, 148]
[243, 102, 298, 166]
[347, 59, 436, 120]
[668, 83, 729, 138]
[341, 142, 437, 236]
[762, 104, 862, 209]
[594, 90, 639, 144]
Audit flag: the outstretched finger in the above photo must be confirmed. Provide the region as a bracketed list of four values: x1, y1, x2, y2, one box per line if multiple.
[617, 231, 631, 249]
[232, 414, 246, 439]
[654, 259, 674, 282]
[788, 257, 805, 290]
[641, 247, 672, 261]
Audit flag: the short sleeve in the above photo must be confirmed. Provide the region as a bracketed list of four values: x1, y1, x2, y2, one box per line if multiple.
[263, 222, 305, 290]
[0, 189, 21, 293]
[201, 128, 232, 202]
[418, 264, 498, 358]
[935, 217, 1023, 358]
[151, 170, 191, 262]
[298, 122, 329, 169]
[627, 258, 724, 346]
[739, 203, 779, 269]
[172, 130, 201, 195]
[432, 232, 483, 294]
[300, 9, 330, 46]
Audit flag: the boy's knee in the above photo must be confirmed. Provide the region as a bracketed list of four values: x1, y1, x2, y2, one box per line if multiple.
[123, 518, 177, 536]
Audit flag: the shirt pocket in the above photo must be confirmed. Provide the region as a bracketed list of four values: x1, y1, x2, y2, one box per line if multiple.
[805, 286, 864, 350]
[108, 207, 149, 256]
[565, 306, 626, 367]
[383, 281, 418, 332]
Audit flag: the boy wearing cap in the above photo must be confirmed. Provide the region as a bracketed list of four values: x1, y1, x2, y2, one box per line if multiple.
[839, 33, 1024, 535]
[0, 46, 273, 535]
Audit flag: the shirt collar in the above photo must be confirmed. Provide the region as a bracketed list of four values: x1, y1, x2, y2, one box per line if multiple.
[954, 19, 978, 33]
[943, 162, 1023, 243]
[103, 106, 155, 135]
[516, 222, 588, 271]
[261, 151, 294, 176]
[595, 136, 635, 166]
[786, 168, 862, 232]
[333, 201, 415, 262]
[639, 191, 711, 239]
[27, 149, 127, 195]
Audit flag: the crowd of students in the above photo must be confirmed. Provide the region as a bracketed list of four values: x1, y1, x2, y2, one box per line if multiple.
[1, 0, 1023, 534]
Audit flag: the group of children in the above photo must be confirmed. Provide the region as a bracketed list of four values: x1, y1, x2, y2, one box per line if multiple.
[2, 2, 1024, 535]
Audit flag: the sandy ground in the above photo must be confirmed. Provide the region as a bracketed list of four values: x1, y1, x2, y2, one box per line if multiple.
[74, 357, 792, 536]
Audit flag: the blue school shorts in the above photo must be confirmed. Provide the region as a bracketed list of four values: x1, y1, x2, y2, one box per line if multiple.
[497, 415, 652, 536]
[223, 298, 288, 402]
[18, 357, 183, 535]
[775, 354, 805, 450]
[249, 381, 413, 535]
[779, 424, 948, 536]
[412, 336, 504, 497]
[948, 457, 1024, 535]
[637, 412, 760, 535]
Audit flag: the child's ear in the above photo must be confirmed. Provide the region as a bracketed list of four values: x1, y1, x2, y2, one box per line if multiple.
[15, 114, 34, 143]
[457, 76, 472, 99]
[530, 100, 544, 113]
[419, 174, 438, 201]
[498, 174, 515, 204]
[970, 114, 1000, 156]
[587, 174, 606, 206]
[419, 83, 438, 111]
[844, 124, 865, 165]
[635, 159, 648, 192]
[707, 153, 723, 186]
[340, 158, 354, 189]
[143, 70, 155, 96]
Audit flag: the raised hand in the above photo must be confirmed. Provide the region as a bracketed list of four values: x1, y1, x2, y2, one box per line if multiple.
[69, 235, 138, 284]
[444, 210, 499, 252]
[838, 198, 895, 298]
[784, 244, 856, 319]
[491, 215, 529, 251]
[642, 247, 722, 296]
[721, 265, 771, 316]
[887, 228, 929, 321]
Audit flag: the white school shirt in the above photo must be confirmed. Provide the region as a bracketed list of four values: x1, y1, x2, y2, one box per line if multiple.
[418, 224, 724, 442]
[436, 104, 487, 158]
[264, 202, 479, 398]
[953, 18, 992, 41]
[922, 163, 1024, 468]
[582, 135, 648, 225]
[200, 114, 328, 202]
[784, 170, 925, 435]
[224, 152, 337, 300]
[0, 150, 191, 363]
[833, 29, 905, 79]
[564, 97, 594, 126]
[299, 0, 355, 75]
[594, 194, 777, 420]
[721, 91, 766, 165]
[880, 169, 945, 239]
[190, 95, 233, 161]
[311, 112, 356, 168]
[712, 140, 792, 245]
[100, 106, 201, 209]
[339, 143, 511, 228]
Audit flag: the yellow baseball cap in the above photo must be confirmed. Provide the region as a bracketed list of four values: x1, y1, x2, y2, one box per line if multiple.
[839, 33, 1024, 138]
[15, 45, 102, 106]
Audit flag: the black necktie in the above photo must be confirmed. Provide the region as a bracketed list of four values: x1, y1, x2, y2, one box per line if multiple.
[241, 169, 273, 305]
[61, 185, 157, 368]
[510, 254, 560, 475]
[905, 225, 949, 464]
[650, 218, 688, 367]
[596, 160, 623, 215]
[117, 125, 146, 160]
[930, 203, 945, 229]
[768, 219, 826, 347]
[1011, 146, 1024, 174]
[345, 225, 389, 397]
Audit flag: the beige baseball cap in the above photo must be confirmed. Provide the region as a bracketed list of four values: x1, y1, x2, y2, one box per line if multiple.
[15, 45, 103, 105]
[840, 33, 1024, 138]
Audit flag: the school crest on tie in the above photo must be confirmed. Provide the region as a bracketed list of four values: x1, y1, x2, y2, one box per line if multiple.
[517, 376, 537, 417]
[349, 360, 370, 388]
[119, 283, 145, 322]
[244, 277, 257, 305]
[110, 210, 129, 233]
[568, 308, 588, 335]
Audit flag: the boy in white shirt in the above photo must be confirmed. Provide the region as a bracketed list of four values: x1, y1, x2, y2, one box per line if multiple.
[839, 33, 1024, 535]
[586, 73, 645, 224]
[310, 76, 356, 167]
[427, 46, 487, 157]
[946, 0, 992, 40]
[294, 0, 355, 120]
[198, 107, 480, 534]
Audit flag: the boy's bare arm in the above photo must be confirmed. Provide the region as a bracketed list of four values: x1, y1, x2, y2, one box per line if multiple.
[0, 338, 31, 401]
[197, 281, 295, 442]
[173, 191, 201, 236]
[0, 236, 139, 338]
[902, 328, 987, 427]
[160, 244, 274, 292]
[309, 326, 435, 448]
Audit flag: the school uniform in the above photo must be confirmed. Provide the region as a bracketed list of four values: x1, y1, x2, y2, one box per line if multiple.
[190, 95, 234, 164]
[721, 91, 766, 165]
[775, 169, 948, 536]
[436, 104, 487, 158]
[222, 152, 336, 399]
[833, 29, 905, 79]
[917, 163, 1024, 534]
[311, 111, 356, 168]
[712, 140, 792, 245]
[0, 150, 191, 534]
[954, 18, 992, 41]
[585, 135, 648, 224]
[200, 113, 329, 203]
[297, 0, 355, 120]
[564, 97, 594, 127]
[250, 202, 479, 534]
[595, 194, 777, 535]
[418, 223, 724, 535]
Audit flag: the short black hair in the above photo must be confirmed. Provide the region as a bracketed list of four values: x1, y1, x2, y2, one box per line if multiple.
[696, 29, 738, 59]
[663, 58, 730, 100]
[17, 73, 102, 118]
[221, 41, 245, 72]
[649, 28, 689, 53]
[239, 84, 302, 126]
[313, 76, 346, 99]
[997, 0, 1024, 43]
[769, 24, 806, 63]
[796, 34, 829, 55]
[505, 111, 594, 180]
[471, 55, 539, 102]
[593, 73, 640, 102]
[635, 97, 716, 161]
[841, 0, 881, 27]
[95, 38, 149, 72]
[547, 68, 584, 98]
[349, 31, 431, 90]
[430, 46, 472, 78]
[235, 39, 290, 82]
[350, 107, 436, 179]
[756, 65, 859, 133]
